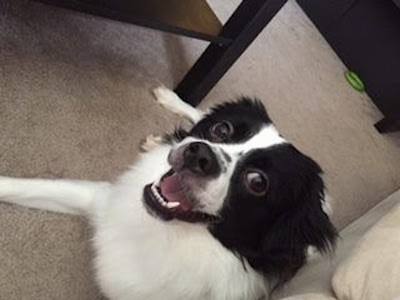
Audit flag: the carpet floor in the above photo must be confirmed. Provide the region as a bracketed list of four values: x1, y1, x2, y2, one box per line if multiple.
[1, 0, 399, 298]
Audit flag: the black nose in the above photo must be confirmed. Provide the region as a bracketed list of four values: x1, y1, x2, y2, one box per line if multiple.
[183, 142, 220, 176]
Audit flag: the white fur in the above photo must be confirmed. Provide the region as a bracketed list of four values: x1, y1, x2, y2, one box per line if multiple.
[153, 86, 204, 123]
[0, 88, 272, 300]
[0, 177, 110, 215]
[167, 126, 287, 215]
[0, 145, 266, 300]
[140, 134, 164, 152]
[322, 194, 334, 216]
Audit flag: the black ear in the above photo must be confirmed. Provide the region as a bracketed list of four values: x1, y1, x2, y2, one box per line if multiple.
[257, 173, 337, 287]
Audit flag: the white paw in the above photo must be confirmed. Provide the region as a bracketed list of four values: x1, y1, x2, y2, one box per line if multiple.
[153, 86, 185, 115]
[152, 85, 203, 123]
[140, 134, 164, 152]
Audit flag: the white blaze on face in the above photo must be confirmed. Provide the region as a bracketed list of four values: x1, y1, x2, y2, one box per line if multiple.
[173, 125, 287, 215]
[219, 125, 286, 155]
[173, 125, 286, 157]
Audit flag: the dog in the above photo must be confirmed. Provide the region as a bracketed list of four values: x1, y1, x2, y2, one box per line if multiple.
[0, 87, 337, 300]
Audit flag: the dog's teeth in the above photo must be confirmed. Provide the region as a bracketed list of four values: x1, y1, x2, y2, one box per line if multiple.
[151, 182, 176, 209]
[166, 202, 180, 209]
[154, 190, 166, 205]
[156, 194, 163, 203]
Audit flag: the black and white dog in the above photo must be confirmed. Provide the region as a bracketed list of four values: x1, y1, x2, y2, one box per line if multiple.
[0, 87, 337, 300]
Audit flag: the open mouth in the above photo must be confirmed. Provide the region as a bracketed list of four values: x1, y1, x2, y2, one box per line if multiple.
[143, 169, 219, 224]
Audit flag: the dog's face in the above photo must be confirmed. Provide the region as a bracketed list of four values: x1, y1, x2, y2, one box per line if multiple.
[144, 98, 337, 283]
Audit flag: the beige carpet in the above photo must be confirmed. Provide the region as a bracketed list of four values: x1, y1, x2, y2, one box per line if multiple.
[0, 0, 399, 299]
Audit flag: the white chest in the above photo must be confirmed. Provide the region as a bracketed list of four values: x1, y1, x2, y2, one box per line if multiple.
[89, 148, 266, 300]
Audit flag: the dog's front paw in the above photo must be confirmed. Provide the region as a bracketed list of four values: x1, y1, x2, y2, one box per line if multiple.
[140, 134, 164, 152]
[152, 85, 203, 123]
[152, 86, 184, 114]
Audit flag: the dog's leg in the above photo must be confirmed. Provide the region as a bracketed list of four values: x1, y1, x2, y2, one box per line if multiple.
[140, 134, 165, 152]
[153, 86, 204, 123]
[0, 176, 110, 215]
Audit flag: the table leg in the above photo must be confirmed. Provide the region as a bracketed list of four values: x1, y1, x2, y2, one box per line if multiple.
[375, 117, 400, 133]
[175, 0, 288, 106]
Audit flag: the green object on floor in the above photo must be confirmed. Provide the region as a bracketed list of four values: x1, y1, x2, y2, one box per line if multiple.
[344, 70, 365, 92]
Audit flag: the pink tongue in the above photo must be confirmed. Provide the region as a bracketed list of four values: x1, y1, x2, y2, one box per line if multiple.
[159, 173, 192, 211]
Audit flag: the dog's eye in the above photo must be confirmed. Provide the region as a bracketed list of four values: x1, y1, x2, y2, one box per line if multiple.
[245, 171, 269, 196]
[210, 121, 233, 141]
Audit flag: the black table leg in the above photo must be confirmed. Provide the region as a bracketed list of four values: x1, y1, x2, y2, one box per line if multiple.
[375, 117, 400, 133]
[175, 0, 288, 106]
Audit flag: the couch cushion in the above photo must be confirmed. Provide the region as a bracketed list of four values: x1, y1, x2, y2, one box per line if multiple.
[280, 293, 336, 300]
[272, 189, 400, 299]
[332, 195, 400, 300]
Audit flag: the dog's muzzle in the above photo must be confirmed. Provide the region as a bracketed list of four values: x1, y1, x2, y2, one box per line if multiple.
[142, 141, 222, 224]
[169, 142, 221, 177]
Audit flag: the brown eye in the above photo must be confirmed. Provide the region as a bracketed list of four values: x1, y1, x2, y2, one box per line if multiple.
[245, 171, 268, 196]
[211, 121, 233, 141]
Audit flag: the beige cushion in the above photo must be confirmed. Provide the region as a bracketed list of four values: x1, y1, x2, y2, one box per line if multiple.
[273, 189, 400, 300]
[332, 198, 400, 300]
[280, 293, 336, 300]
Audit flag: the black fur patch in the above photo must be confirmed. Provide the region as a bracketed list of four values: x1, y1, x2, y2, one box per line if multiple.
[189, 98, 271, 144]
[164, 127, 189, 143]
[210, 144, 337, 288]
[184, 98, 337, 288]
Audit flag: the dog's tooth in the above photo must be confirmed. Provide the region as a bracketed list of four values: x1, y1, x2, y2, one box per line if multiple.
[152, 186, 162, 199]
[158, 195, 166, 205]
[151, 185, 157, 194]
[151, 184, 171, 207]
[166, 202, 180, 209]
[156, 194, 163, 203]
[152, 188, 160, 199]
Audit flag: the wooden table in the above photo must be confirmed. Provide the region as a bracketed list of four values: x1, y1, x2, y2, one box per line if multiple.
[36, 0, 288, 106]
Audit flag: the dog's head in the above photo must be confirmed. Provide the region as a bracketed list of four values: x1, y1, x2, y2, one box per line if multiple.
[144, 98, 337, 284]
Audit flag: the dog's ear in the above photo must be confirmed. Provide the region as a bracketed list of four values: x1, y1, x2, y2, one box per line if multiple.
[258, 172, 337, 287]
[164, 127, 189, 143]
